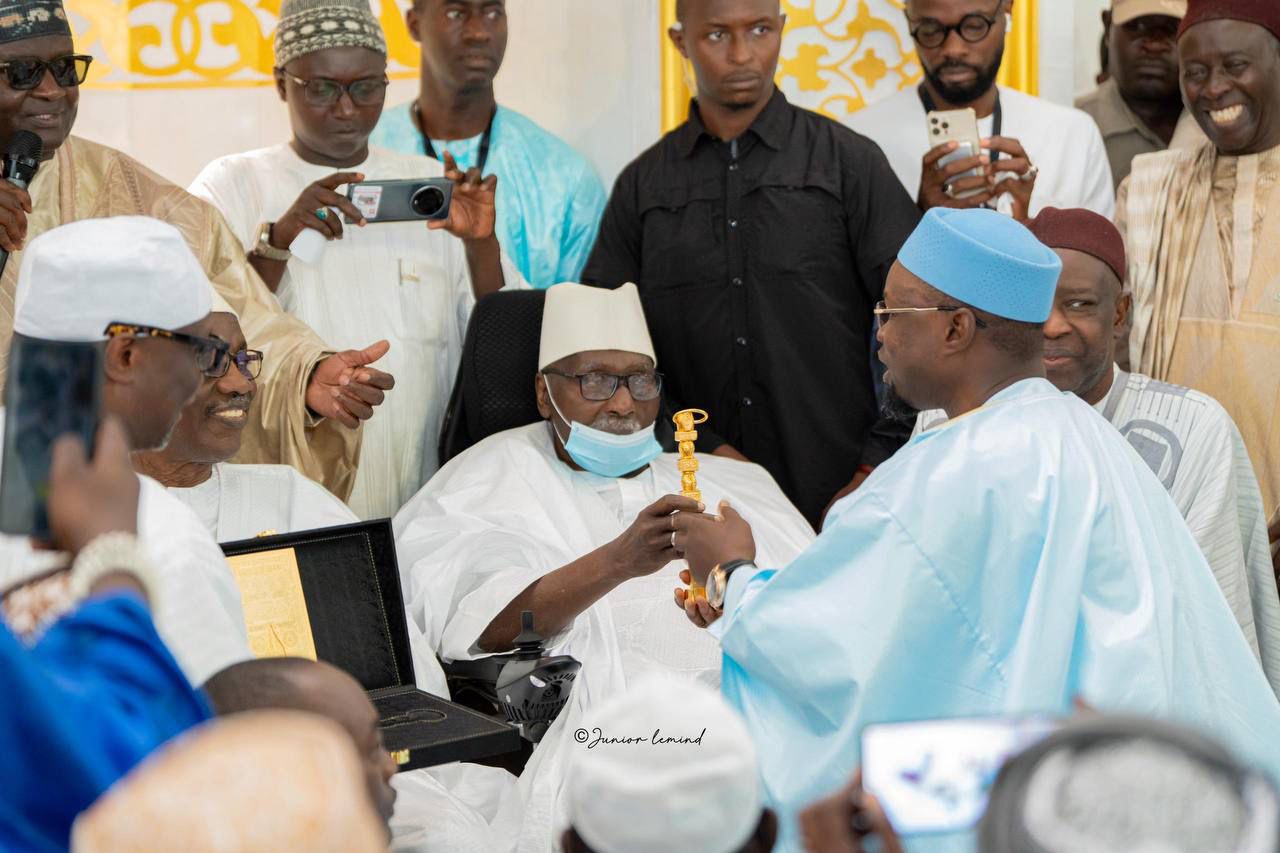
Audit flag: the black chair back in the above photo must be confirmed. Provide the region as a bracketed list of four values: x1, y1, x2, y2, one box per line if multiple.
[438, 290, 547, 468]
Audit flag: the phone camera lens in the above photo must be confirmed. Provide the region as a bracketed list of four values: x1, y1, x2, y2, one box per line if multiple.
[411, 185, 446, 217]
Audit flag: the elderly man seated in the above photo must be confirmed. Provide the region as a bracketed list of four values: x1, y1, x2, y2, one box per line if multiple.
[914, 207, 1280, 696]
[393, 282, 815, 847]
[130, 310, 514, 852]
[133, 311, 355, 542]
[1, 216, 251, 688]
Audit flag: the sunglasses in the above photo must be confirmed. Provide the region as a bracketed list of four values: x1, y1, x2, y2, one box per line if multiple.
[103, 323, 233, 379]
[0, 54, 92, 90]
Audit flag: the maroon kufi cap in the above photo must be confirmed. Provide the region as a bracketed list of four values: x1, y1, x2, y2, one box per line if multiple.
[1025, 207, 1127, 286]
[1178, 0, 1280, 42]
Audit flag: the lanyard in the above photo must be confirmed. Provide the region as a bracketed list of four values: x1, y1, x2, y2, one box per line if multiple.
[917, 85, 1003, 163]
[412, 101, 495, 174]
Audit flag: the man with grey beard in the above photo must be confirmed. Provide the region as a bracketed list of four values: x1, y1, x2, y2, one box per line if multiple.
[393, 283, 814, 848]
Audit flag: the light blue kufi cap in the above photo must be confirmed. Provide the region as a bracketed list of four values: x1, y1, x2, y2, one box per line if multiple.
[897, 208, 1063, 323]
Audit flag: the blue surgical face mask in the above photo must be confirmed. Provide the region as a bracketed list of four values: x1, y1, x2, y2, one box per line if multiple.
[545, 381, 663, 478]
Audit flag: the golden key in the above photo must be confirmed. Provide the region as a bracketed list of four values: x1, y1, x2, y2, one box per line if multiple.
[673, 409, 709, 599]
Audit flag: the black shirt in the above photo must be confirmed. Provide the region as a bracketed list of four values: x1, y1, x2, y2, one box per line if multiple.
[582, 90, 921, 526]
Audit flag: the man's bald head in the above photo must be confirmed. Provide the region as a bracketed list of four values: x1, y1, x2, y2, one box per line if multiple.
[205, 658, 398, 832]
[669, 0, 785, 114]
[206, 658, 362, 716]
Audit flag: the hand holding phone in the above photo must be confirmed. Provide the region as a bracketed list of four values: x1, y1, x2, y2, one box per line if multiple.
[919, 109, 992, 210]
[799, 770, 905, 853]
[0, 337, 104, 540]
[861, 716, 1059, 836]
[275, 171, 367, 247]
[344, 178, 453, 224]
[45, 417, 139, 556]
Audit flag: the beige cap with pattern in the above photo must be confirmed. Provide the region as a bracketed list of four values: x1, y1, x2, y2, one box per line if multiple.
[1113, 0, 1187, 26]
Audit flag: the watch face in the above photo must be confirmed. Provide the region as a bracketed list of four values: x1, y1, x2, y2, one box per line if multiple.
[707, 569, 725, 609]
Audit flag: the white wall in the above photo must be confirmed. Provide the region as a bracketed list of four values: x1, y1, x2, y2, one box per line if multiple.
[70, 0, 1100, 190]
[73, 1, 661, 190]
[1074, 0, 1111, 98]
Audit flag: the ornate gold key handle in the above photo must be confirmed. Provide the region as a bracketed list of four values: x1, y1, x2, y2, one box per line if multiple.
[673, 409, 709, 599]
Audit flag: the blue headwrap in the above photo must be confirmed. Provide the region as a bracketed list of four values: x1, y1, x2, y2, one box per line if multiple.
[898, 208, 1063, 323]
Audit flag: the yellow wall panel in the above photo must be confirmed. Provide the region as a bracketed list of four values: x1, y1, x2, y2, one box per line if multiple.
[660, 0, 1039, 133]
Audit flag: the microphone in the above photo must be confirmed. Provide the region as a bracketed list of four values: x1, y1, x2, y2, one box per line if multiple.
[0, 130, 44, 278]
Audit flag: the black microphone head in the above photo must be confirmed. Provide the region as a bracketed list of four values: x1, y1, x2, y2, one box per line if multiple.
[7, 130, 42, 161]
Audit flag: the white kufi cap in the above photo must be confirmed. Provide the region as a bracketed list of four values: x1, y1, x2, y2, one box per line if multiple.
[538, 282, 656, 370]
[13, 216, 213, 343]
[566, 673, 763, 853]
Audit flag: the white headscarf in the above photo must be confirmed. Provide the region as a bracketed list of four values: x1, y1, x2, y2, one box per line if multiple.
[566, 673, 763, 853]
[13, 216, 212, 343]
[538, 282, 657, 370]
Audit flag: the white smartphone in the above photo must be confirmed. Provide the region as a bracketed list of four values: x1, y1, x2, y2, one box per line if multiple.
[926, 108, 985, 199]
[861, 716, 1060, 836]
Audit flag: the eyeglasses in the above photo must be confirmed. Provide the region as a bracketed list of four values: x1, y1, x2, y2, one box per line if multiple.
[542, 370, 664, 402]
[0, 54, 93, 90]
[104, 323, 233, 378]
[907, 2, 1002, 49]
[277, 70, 388, 107]
[209, 348, 264, 381]
[874, 301, 989, 331]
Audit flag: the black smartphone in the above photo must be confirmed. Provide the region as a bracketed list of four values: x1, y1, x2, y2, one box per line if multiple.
[0, 336, 104, 540]
[344, 178, 453, 223]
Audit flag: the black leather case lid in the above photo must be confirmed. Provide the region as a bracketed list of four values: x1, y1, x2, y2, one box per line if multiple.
[221, 519, 414, 692]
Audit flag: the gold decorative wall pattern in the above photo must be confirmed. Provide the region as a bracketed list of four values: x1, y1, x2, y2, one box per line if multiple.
[65, 0, 419, 89]
[661, 0, 1039, 133]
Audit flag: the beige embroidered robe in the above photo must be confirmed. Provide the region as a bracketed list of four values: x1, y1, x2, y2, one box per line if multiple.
[0, 136, 359, 499]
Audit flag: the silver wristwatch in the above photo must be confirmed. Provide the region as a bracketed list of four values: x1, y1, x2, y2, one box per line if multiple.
[705, 559, 756, 610]
[69, 532, 158, 604]
[253, 222, 292, 261]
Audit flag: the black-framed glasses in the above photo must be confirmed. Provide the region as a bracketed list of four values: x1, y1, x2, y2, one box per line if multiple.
[0, 54, 92, 90]
[907, 2, 1002, 49]
[874, 301, 989, 331]
[104, 323, 233, 378]
[542, 369, 664, 402]
[277, 70, 388, 107]
[210, 348, 264, 381]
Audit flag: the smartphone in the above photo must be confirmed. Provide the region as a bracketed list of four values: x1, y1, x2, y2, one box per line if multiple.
[345, 178, 453, 223]
[861, 715, 1060, 836]
[926, 108, 985, 199]
[0, 336, 104, 540]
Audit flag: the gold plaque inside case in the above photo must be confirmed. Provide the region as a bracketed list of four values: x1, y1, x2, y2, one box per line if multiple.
[225, 547, 318, 660]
